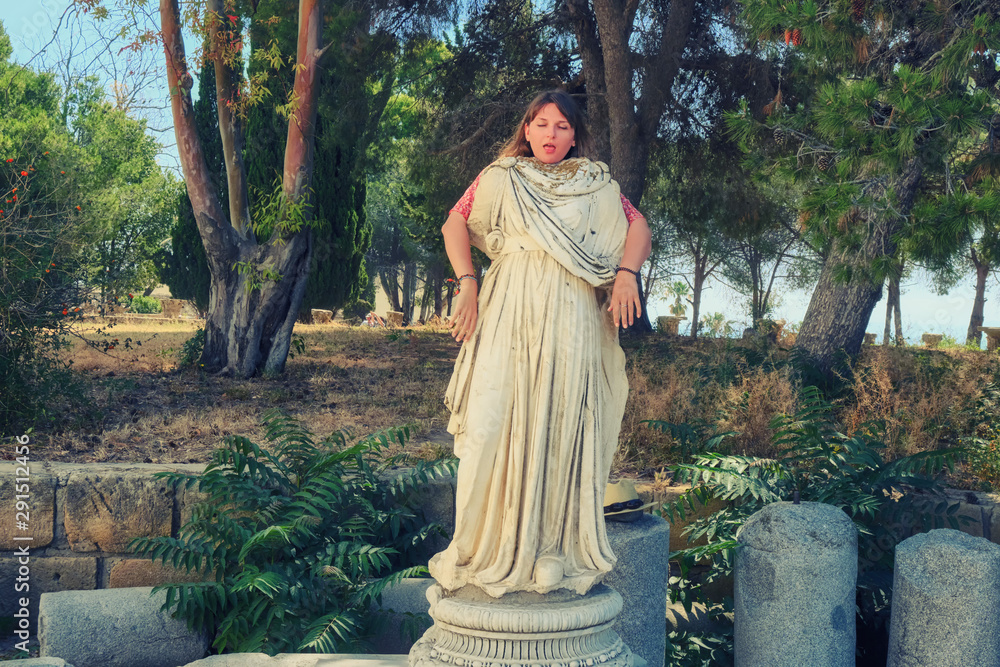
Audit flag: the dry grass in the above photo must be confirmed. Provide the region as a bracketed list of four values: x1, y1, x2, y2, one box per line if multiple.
[841, 345, 998, 458]
[716, 365, 798, 457]
[21, 320, 458, 464]
[13, 320, 1000, 489]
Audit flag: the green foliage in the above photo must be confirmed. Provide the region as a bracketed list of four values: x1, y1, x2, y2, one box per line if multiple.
[156, 185, 211, 315]
[655, 386, 968, 663]
[179, 329, 206, 368]
[729, 1, 1000, 288]
[698, 313, 736, 339]
[343, 299, 375, 320]
[665, 281, 691, 318]
[961, 382, 1000, 491]
[130, 409, 457, 654]
[129, 296, 162, 314]
[0, 20, 90, 435]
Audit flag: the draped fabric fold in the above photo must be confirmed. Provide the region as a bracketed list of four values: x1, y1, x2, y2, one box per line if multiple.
[429, 157, 630, 598]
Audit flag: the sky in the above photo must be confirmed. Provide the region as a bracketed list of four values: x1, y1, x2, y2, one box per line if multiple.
[2, 2, 996, 344]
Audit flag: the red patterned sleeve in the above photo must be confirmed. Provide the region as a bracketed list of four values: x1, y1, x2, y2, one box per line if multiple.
[449, 172, 483, 220]
[620, 194, 642, 225]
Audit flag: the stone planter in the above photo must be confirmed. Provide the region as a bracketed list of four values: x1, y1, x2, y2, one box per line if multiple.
[656, 316, 686, 336]
[922, 333, 943, 348]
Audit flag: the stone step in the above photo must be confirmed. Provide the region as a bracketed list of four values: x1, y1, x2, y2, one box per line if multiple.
[183, 654, 409, 667]
[38, 587, 207, 667]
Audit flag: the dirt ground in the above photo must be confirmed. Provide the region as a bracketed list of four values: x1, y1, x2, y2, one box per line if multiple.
[14, 318, 460, 464]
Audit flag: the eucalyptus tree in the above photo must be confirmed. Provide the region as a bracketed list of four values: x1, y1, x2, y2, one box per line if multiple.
[88, 0, 447, 377]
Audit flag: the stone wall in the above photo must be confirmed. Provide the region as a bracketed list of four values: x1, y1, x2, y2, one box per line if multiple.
[0, 461, 207, 626]
[4, 460, 1000, 629]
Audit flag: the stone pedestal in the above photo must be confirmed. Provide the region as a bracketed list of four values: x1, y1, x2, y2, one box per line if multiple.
[979, 326, 1000, 352]
[734, 502, 857, 667]
[655, 316, 685, 336]
[410, 584, 633, 667]
[604, 514, 669, 667]
[887, 529, 1000, 667]
[312, 309, 333, 324]
[161, 299, 183, 318]
[921, 333, 943, 348]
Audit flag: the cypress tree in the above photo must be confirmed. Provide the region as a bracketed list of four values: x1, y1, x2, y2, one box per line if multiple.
[244, 0, 381, 318]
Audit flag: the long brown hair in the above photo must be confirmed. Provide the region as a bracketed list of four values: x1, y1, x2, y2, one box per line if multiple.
[497, 90, 594, 160]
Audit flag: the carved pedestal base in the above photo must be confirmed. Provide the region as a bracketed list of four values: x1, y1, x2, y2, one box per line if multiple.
[409, 584, 633, 667]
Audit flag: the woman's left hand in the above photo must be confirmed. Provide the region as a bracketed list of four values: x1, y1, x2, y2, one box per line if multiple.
[609, 271, 641, 328]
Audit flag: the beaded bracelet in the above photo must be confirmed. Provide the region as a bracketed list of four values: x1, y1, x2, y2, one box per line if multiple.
[458, 274, 478, 282]
[615, 266, 640, 278]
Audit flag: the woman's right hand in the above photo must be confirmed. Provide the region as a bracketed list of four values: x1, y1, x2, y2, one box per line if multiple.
[450, 280, 479, 343]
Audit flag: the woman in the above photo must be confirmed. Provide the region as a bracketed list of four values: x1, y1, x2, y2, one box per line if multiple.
[432, 90, 652, 598]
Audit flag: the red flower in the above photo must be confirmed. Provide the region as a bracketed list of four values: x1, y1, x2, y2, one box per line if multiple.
[227, 14, 237, 23]
[43, 152, 49, 156]
[62, 309, 68, 315]
[12, 195, 16, 200]
[45, 269, 50, 273]
[60, 171, 65, 174]
[51, 263, 55, 267]
[76, 205, 81, 211]
[20, 171, 27, 176]
[5, 158, 12, 163]
[12, 187, 17, 192]
[128, 293, 133, 299]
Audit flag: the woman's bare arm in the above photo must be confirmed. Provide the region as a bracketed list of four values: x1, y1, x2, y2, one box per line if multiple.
[442, 211, 479, 342]
[608, 215, 652, 329]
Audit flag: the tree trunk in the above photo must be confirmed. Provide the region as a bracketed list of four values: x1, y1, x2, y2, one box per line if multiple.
[690, 256, 707, 339]
[882, 284, 893, 347]
[401, 261, 416, 324]
[161, 0, 324, 378]
[891, 276, 903, 345]
[967, 248, 989, 346]
[794, 158, 922, 376]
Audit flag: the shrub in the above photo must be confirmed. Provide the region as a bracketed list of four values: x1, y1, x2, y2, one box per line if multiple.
[129, 295, 162, 314]
[130, 409, 456, 654]
[654, 387, 967, 664]
[179, 328, 205, 367]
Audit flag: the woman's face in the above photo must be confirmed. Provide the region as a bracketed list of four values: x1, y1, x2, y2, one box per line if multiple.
[524, 103, 576, 163]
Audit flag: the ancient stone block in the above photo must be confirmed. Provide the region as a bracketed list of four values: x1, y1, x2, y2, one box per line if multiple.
[921, 333, 943, 347]
[311, 309, 333, 324]
[0, 556, 97, 621]
[887, 529, 1000, 667]
[160, 299, 183, 318]
[0, 462, 55, 549]
[386, 311, 404, 327]
[107, 558, 209, 588]
[38, 587, 207, 667]
[63, 472, 173, 552]
[735, 502, 857, 667]
[605, 513, 670, 667]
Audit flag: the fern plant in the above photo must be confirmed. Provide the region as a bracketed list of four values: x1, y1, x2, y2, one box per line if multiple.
[130, 409, 456, 655]
[651, 386, 968, 665]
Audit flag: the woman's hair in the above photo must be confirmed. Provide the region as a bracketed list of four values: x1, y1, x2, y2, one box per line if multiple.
[497, 90, 594, 160]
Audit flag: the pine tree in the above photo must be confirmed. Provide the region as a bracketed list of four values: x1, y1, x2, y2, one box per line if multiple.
[730, 0, 1000, 377]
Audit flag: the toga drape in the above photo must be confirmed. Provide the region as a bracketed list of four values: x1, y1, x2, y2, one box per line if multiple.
[428, 156, 631, 598]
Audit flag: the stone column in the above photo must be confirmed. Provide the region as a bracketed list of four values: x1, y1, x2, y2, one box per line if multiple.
[734, 501, 857, 667]
[887, 529, 1000, 667]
